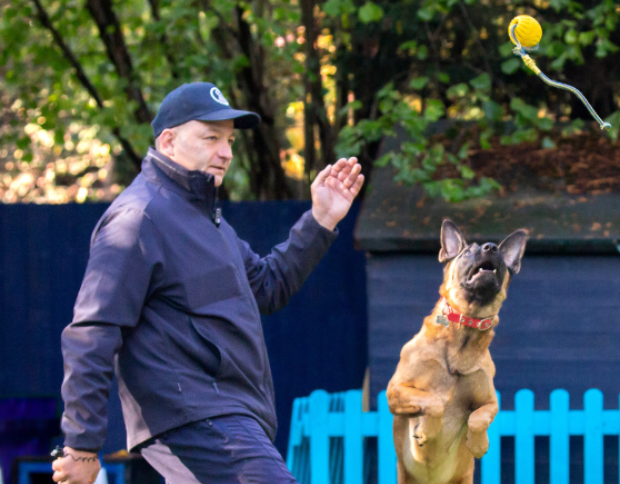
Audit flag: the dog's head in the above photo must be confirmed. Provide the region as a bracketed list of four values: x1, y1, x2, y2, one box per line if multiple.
[439, 219, 528, 314]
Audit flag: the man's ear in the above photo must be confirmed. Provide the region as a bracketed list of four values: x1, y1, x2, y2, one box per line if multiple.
[439, 219, 466, 263]
[499, 229, 529, 274]
[157, 128, 176, 158]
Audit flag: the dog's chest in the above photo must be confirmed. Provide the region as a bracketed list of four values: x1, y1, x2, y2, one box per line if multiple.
[418, 352, 493, 410]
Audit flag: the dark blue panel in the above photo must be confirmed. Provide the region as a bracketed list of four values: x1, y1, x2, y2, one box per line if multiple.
[223, 201, 368, 453]
[0, 202, 367, 460]
[367, 254, 620, 413]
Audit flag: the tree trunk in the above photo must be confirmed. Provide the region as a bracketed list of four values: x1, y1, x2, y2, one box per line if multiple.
[31, 0, 142, 168]
[234, 5, 291, 199]
[300, 0, 335, 173]
[86, 0, 152, 126]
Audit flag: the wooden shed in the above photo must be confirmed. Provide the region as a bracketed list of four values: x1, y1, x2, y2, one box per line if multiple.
[355, 163, 620, 416]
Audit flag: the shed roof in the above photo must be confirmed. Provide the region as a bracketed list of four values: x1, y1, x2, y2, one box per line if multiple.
[355, 165, 620, 254]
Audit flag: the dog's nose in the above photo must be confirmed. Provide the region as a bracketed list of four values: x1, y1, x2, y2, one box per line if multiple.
[482, 243, 499, 253]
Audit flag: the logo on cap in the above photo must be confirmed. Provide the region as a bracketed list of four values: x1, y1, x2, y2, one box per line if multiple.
[210, 87, 230, 106]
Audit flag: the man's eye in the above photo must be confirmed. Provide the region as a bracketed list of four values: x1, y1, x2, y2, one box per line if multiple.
[465, 250, 471, 255]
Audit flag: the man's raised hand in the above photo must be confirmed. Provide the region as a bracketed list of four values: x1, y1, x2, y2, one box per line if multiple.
[311, 157, 364, 231]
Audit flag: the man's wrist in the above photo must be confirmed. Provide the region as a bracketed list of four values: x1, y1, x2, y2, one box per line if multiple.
[63, 446, 99, 457]
[311, 208, 337, 231]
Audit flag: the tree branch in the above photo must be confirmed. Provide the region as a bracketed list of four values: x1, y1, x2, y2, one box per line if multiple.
[85, 0, 152, 125]
[194, 0, 291, 199]
[30, 0, 142, 167]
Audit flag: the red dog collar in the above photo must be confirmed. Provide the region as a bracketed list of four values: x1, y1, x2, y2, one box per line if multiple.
[436, 299, 494, 331]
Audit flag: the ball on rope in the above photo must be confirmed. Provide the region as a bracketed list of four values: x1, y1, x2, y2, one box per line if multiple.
[508, 15, 543, 49]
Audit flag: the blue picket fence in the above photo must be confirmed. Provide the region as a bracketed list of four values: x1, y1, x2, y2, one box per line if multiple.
[287, 388, 619, 484]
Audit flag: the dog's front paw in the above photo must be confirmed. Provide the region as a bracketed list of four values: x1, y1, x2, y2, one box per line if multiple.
[412, 415, 442, 445]
[412, 429, 428, 447]
[466, 429, 489, 458]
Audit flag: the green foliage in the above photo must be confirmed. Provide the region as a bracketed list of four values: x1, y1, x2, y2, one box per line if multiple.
[358, 1, 384, 24]
[0, 0, 307, 200]
[332, 0, 620, 201]
[323, 0, 356, 17]
[336, 85, 500, 203]
[2, 0, 620, 203]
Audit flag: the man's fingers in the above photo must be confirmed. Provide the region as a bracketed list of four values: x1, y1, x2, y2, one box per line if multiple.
[337, 164, 352, 182]
[311, 164, 332, 188]
[343, 163, 362, 188]
[52, 469, 66, 483]
[326, 165, 364, 197]
[335, 158, 360, 183]
[325, 176, 341, 191]
[349, 174, 365, 197]
[331, 158, 348, 174]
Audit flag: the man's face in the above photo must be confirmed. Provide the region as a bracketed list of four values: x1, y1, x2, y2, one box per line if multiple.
[162, 119, 235, 187]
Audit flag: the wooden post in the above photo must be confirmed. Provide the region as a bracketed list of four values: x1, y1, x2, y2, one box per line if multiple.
[378, 391, 397, 484]
[309, 391, 330, 484]
[344, 390, 363, 484]
[550, 389, 570, 484]
[515, 389, 535, 484]
[584, 389, 604, 484]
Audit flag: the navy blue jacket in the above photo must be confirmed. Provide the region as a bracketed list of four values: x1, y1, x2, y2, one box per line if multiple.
[60, 148, 338, 451]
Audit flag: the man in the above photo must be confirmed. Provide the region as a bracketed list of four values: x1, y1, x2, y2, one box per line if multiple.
[52, 82, 364, 484]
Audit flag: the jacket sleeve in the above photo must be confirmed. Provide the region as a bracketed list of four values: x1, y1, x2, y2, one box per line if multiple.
[238, 209, 338, 315]
[60, 208, 164, 451]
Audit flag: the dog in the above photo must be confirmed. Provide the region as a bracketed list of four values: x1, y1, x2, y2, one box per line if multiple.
[387, 218, 528, 484]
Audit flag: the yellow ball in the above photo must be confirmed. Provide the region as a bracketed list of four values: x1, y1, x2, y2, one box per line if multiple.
[508, 15, 543, 49]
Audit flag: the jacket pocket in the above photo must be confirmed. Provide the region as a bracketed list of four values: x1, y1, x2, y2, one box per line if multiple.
[187, 316, 223, 378]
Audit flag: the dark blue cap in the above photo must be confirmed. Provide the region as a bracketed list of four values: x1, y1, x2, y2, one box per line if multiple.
[151, 82, 261, 138]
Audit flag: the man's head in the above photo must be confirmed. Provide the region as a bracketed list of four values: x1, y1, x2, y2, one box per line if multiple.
[151, 82, 260, 186]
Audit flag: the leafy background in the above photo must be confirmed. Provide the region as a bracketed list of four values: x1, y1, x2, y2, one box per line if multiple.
[0, 0, 619, 203]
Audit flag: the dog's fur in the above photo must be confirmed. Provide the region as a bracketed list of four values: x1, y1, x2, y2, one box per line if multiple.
[387, 219, 528, 484]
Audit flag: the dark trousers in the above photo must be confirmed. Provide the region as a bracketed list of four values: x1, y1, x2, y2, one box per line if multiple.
[139, 415, 300, 484]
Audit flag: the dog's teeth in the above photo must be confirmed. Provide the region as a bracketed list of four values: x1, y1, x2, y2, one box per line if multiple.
[493, 269, 497, 273]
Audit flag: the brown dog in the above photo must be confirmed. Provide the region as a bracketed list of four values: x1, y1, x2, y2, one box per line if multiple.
[387, 219, 528, 484]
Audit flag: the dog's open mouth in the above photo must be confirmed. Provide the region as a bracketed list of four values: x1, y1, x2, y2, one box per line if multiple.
[467, 260, 497, 283]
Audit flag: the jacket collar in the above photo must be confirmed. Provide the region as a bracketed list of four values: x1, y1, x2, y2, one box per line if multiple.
[142, 147, 218, 204]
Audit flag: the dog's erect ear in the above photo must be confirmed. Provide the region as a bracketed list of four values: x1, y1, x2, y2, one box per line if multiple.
[499, 229, 529, 274]
[439, 219, 466, 263]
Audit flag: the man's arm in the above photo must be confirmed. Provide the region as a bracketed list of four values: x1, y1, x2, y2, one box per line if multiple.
[240, 158, 363, 315]
[54, 208, 164, 484]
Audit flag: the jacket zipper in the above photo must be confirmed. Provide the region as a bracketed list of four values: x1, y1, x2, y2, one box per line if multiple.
[215, 216, 271, 408]
[213, 207, 221, 227]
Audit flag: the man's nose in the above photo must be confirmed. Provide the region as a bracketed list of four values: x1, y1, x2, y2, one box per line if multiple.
[218, 141, 233, 160]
